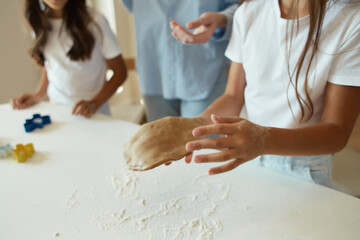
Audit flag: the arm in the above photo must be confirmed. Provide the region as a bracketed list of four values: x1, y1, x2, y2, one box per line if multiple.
[72, 55, 128, 118]
[186, 83, 360, 175]
[182, 62, 245, 164]
[200, 61, 246, 123]
[266, 83, 360, 155]
[169, 4, 238, 44]
[214, 4, 239, 41]
[11, 68, 48, 109]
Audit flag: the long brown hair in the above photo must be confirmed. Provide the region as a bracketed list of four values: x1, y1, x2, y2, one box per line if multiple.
[285, 0, 328, 122]
[25, 0, 96, 66]
[239, 0, 328, 122]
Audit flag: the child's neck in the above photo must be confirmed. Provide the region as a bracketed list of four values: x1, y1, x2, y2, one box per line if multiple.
[279, 0, 309, 19]
[49, 9, 64, 19]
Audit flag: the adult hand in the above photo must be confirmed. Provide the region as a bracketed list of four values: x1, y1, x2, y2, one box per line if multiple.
[11, 93, 41, 109]
[185, 114, 269, 175]
[170, 12, 227, 44]
[72, 100, 99, 118]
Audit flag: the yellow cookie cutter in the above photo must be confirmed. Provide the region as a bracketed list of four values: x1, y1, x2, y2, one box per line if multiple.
[12, 143, 35, 163]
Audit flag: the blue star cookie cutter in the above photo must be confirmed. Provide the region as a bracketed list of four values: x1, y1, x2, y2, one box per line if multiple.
[24, 114, 51, 133]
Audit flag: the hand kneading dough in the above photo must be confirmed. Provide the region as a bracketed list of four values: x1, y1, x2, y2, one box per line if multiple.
[123, 117, 206, 171]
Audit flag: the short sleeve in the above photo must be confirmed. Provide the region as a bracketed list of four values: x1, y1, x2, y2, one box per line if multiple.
[328, 26, 360, 87]
[95, 14, 122, 59]
[224, 8, 243, 63]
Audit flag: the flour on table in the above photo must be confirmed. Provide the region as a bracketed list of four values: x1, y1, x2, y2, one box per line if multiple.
[106, 170, 140, 200]
[203, 203, 217, 216]
[164, 218, 223, 240]
[64, 170, 240, 239]
[62, 189, 79, 215]
[96, 174, 233, 239]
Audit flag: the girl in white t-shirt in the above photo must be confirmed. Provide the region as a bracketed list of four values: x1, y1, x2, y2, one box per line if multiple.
[183, 0, 360, 187]
[12, 0, 127, 118]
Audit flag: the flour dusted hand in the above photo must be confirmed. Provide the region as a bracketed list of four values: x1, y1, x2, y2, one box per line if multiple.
[123, 117, 207, 171]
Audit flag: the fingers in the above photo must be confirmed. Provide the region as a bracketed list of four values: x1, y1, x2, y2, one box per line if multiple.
[208, 158, 246, 175]
[190, 29, 212, 44]
[72, 101, 96, 118]
[192, 149, 238, 163]
[11, 94, 34, 109]
[12, 95, 27, 109]
[170, 20, 212, 44]
[22, 96, 37, 109]
[192, 123, 235, 137]
[83, 106, 96, 118]
[169, 20, 179, 29]
[11, 98, 21, 109]
[211, 114, 244, 124]
[185, 152, 193, 164]
[165, 152, 192, 167]
[186, 137, 233, 151]
[72, 101, 85, 115]
[186, 15, 212, 29]
[170, 21, 195, 44]
[191, 115, 245, 137]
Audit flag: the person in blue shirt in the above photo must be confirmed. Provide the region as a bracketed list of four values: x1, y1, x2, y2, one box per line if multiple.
[121, 0, 239, 121]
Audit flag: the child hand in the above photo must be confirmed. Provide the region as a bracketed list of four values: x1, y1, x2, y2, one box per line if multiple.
[72, 100, 99, 118]
[169, 12, 227, 44]
[11, 93, 41, 109]
[185, 114, 269, 175]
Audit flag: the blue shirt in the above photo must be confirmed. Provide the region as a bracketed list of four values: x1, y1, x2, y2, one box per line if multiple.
[121, 0, 238, 100]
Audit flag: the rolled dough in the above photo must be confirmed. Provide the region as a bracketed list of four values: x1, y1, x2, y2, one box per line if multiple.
[123, 117, 206, 171]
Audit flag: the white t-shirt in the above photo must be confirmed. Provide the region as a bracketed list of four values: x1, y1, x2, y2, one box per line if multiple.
[225, 0, 360, 128]
[44, 12, 122, 106]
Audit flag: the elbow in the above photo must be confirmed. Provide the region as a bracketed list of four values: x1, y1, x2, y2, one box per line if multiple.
[332, 141, 347, 154]
[330, 128, 350, 154]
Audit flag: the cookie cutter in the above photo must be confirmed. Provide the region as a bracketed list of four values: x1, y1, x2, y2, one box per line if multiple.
[12, 143, 35, 163]
[24, 113, 51, 132]
[0, 144, 13, 158]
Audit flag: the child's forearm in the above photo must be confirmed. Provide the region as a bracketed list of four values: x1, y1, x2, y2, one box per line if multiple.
[91, 55, 127, 108]
[200, 62, 246, 123]
[265, 84, 360, 156]
[264, 123, 350, 156]
[91, 73, 126, 108]
[200, 94, 244, 124]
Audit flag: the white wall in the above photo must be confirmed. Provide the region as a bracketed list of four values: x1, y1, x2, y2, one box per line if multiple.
[113, 0, 136, 58]
[112, 0, 142, 104]
[0, 0, 41, 104]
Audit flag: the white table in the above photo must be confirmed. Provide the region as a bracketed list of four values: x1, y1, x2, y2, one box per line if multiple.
[0, 102, 359, 240]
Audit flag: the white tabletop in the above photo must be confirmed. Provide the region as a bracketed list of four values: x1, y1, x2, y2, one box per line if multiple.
[0, 102, 359, 240]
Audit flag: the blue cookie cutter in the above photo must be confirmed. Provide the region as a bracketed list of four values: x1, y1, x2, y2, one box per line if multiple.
[24, 114, 51, 133]
[0, 144, 13, 158]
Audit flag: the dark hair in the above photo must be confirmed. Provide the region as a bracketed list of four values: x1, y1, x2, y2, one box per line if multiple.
[25, 0, 96, 66]
[285, 0, 328, 122]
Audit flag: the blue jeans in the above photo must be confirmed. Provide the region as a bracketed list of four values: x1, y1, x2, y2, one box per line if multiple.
[143, 79, 226, 121]
[257, 154, 334, 187]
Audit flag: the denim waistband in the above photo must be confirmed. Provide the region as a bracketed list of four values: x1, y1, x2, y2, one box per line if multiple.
[256, 154, 333, 187]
